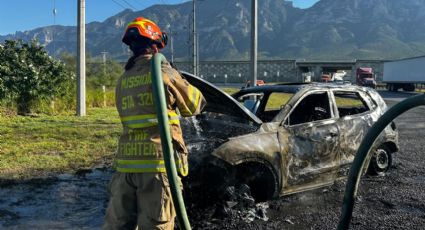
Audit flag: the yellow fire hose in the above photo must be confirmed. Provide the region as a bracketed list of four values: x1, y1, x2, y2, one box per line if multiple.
[337, 93, 425, 229]
[151, 53, 191, 230]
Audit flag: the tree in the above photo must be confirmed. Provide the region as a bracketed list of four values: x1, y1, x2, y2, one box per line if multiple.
[60, 52, 123, 89]
[0, 44, 6, 99]
[0, 75, 5, 99]
[0, 40, 73, 115]
[88, 59, 123, 89]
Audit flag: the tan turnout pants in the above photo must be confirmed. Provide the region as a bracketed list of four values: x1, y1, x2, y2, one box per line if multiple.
[102, 172, 177, 230]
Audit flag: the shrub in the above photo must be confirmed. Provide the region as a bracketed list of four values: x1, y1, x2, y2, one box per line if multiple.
[0, 40, 74, 115]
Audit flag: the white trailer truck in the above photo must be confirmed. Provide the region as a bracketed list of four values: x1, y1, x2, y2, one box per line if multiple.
[383, 56, 425, 92]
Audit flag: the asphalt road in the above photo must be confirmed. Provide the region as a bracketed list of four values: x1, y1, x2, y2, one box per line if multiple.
[378, 90, 422, 102]
[189, 90, 425, 229]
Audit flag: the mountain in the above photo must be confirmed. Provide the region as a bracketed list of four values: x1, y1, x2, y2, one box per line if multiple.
[284, 0, 425, 59]
[2, 0, 425, 61]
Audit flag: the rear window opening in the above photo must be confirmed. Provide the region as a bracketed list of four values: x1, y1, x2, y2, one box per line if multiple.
[334, 91, 370, 117]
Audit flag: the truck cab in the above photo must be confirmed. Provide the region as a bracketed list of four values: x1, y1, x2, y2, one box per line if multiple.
[356, 67, 377, 88]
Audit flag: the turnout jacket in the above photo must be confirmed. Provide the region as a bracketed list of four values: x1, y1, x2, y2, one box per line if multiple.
[115, 54, 206, 176]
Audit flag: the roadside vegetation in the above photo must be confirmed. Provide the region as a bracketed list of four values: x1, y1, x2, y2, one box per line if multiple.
[0, 108, 121, 179]
[0, 40, 123, 179]
[0, 39, 121, 116]
[0, 40, 73, 115]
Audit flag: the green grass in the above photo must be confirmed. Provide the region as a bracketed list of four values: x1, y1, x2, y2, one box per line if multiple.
[222, 87, 295, 110]
[221, 87, 240, 95]
[265, 93, 294, 111]
[335, 97, 364, 107]
[0, 107, 121, 179]
[0, 86, 238, 180]
[221, 86, 365, 110]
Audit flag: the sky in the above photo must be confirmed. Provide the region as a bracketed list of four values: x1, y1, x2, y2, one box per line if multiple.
[0, 0, 319, 36]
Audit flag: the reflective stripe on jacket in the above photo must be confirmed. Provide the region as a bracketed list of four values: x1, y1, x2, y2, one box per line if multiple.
[120, 111, 180, 129]
[114, 54, 206, 175]
[115, 158, 188, 174]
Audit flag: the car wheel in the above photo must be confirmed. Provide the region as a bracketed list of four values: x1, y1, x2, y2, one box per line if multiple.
[236, 162, 279, 201]
[368, 146, 392, 176]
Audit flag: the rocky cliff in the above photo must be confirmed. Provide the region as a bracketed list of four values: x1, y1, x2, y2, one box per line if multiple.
[2, 0, 425, 61]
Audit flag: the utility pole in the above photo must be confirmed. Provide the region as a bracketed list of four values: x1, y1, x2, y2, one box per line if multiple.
[52, 0, 57, 56]
[192, 0, 198, 76]
[197, 33, 200, 75]
[77, 0, 86, 116]
[250, 0, 258, 88]
[101, 51, 108, 76]
[170, 29, 174, 63]
[166, 24, 175, 64]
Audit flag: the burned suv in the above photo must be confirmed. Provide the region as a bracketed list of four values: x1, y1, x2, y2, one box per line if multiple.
[182, 73, 398, 200]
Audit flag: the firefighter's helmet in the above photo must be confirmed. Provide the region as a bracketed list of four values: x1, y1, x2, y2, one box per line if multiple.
[122, 17, 167, 49]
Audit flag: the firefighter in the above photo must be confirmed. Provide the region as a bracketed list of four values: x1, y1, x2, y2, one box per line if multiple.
[103, 17, 206, 230]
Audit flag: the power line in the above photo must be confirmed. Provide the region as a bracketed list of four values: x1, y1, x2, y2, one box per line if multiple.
[119, 0, 137, 10]
[129, 0, 143, 9]
[111, 0, 127, 10]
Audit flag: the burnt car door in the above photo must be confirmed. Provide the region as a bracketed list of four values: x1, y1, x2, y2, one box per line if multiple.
[279, 90, 341, 194]
[331, 90, 376, 176]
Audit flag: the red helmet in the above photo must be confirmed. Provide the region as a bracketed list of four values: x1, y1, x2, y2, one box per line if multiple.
[122, 17, 167, 49]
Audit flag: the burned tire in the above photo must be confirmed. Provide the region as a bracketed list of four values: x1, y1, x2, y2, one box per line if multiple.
[367, 145, 392, 176]
[236, 162, 279, 201]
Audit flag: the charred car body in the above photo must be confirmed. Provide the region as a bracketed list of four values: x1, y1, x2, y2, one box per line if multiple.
[181, 73, 398, 200]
